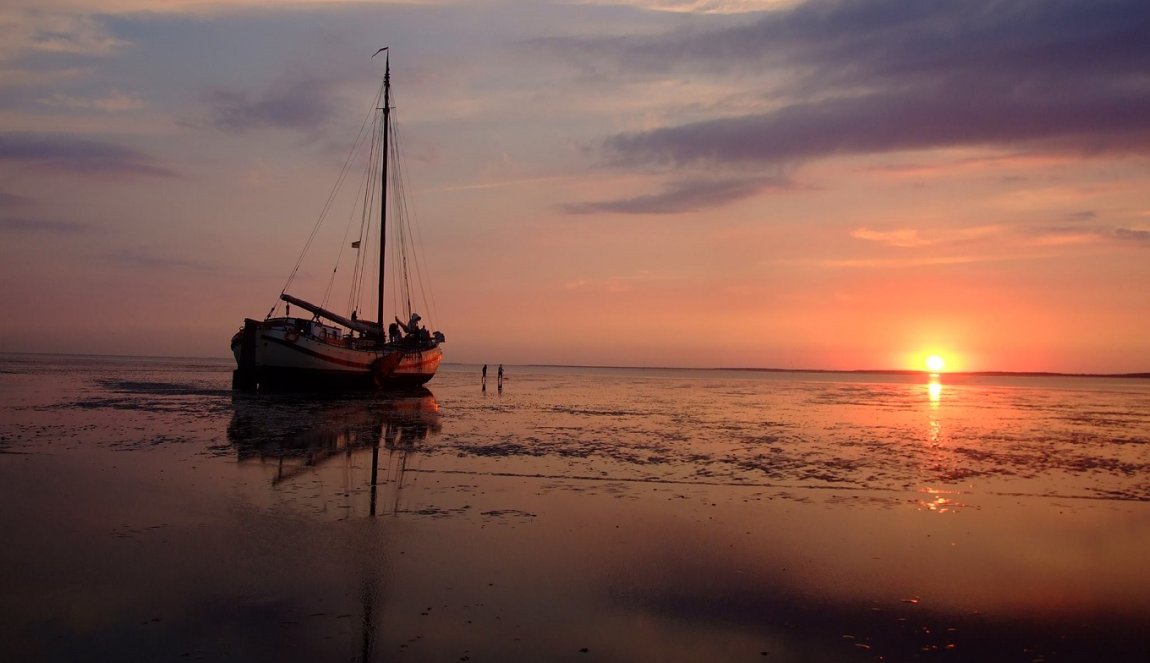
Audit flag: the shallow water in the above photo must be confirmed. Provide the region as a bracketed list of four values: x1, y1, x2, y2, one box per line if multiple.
[2, 354, 1149, 661]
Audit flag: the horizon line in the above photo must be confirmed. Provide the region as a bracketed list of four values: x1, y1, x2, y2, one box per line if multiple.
[2, 352, 1148, 379]
[519, 363, 1150, 379]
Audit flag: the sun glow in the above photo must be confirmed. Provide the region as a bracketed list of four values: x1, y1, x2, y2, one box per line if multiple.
[904, 349, 964, 374]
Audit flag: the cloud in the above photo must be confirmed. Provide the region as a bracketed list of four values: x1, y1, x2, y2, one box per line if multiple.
[850, 227, 928, 249]
[0, 132, 176, 179]
[205, 75, 339, 134]
[1063, 210, 1098, 223]
[0, 13, 126, 92]
[1113, 227, 1150, 244]
[2, 2, 451, 17]
[1027, 227, 1104, 247]
[812, 255, 997, 269]
[856, 222, 1149, 251]
[38, 90, 148, 112]
[0, 64, 89, 88]
[851, 225, 1004, 248]
[553, 0, 1150, 82]
[1027, 224, 1150, 248]
[0, 216, 87, 233]
[561, 0, 1150, 167]
[0, 13, 126, 62]
[605, 86, 1150, 168]
[574, 0, 801, 14]
[563, 175, 786, 214]
[0, 191, 30, 207]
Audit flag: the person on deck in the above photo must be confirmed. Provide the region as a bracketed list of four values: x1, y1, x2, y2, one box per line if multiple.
[395, 313, 422, 337]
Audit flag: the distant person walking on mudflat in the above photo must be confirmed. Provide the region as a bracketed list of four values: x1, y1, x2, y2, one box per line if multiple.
[497, 364, 504, 387]
[482, 364, 487, 383]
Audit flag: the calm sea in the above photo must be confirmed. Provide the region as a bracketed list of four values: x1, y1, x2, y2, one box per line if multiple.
[2, 353, 1149, 661]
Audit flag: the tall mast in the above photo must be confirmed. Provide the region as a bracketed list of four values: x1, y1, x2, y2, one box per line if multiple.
[377, 52, 390, 333]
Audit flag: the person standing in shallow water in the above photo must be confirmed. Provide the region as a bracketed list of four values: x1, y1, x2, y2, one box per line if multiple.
[482, 364, 487, 384]
[497, 364, 504, 387]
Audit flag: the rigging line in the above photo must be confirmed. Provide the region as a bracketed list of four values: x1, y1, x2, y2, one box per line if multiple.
[358, 190, 378, 319]
[388, 189, 403, 322]
[365, 201, 378, 323]
[275, 132, 365, 310]
[390, 124, 414, 319]
[345, 167, 370, 315]
[321, 176, 363, 310]
[323, 198, 360, 310]
[402, 152, 438, 326]
[266, 82, 384, 319]
[325, 103, 384, 311]
[364, 112, 385, 319]
[370, 104, 386, 324]
[350, 112, 381, 317]
[387, 109, 408, 322]
[346, 109, 382, 317]
[391, 109, 440, 327]
[389, 138, 413, 322]
[391, 145, 410, 315]
[391, 112, 424, 321]
[393, 115, 415, 317]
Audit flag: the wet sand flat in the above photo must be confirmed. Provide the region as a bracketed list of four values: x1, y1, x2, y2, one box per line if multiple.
[2, 355, 1149, 661]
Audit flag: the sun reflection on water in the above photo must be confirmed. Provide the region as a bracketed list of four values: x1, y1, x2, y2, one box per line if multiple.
[918, 487, 966, 514]
[921, 373, 955, 510]
[928, 377, 942, 405]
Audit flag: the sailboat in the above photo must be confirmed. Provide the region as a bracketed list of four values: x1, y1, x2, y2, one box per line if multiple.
[231, 49, 444, 390]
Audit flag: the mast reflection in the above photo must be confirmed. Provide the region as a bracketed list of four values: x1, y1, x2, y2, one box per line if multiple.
[226, 389, 441, 663]
[226, 388, 441, 508]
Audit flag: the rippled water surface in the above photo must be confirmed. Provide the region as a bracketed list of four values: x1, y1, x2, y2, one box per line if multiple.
[2, 354, 1149, 662]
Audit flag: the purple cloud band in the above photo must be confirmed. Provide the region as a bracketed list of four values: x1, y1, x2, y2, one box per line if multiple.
[0, 133, 175, 179]
[544, 0, 1150, 212]
[600, 0, 1150, 167]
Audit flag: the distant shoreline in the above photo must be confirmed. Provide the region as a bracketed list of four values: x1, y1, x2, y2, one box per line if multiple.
[3, 353, 1147, 379]
[720, 367, 1150, 379]
[524, 363, 1150, 379]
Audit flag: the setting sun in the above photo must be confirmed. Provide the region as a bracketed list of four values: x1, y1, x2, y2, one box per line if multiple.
[926, 355, 946, 373]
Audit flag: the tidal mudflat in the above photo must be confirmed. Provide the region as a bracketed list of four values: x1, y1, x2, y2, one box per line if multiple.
[2, 355, 1149, 661]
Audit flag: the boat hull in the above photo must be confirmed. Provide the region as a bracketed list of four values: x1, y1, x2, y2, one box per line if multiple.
[231, 319, 441, 391]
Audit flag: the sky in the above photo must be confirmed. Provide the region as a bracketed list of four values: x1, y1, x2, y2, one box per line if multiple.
[1, 0, 1148, 373]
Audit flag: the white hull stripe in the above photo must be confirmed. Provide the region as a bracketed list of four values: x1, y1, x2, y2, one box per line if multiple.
[265, 335, 375, 369]
[263, 334, 440, 374]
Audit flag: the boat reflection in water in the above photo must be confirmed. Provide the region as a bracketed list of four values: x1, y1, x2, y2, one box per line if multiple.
[227, 388, 441, 516]
[225, 389, 440, 661]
